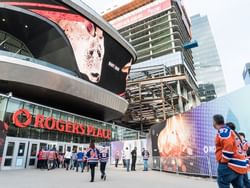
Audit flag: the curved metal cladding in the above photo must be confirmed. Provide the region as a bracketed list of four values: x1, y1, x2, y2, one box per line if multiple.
[0, 0, 137, 120]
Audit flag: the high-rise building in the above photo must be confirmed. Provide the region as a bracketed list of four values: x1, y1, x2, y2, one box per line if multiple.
[198, 84, 217, 102]
[243, 63, 250, 85]
[191, 14, 227, 97]
[103, 0, 200, 130]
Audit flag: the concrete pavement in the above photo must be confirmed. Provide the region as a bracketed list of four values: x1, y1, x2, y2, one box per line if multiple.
[0, 166, 217, 188]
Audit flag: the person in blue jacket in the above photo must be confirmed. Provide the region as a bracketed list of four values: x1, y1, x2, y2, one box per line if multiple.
[99, 147, 109, 181]
[86, 141, 100, 182]
[76, 148, 84, 173]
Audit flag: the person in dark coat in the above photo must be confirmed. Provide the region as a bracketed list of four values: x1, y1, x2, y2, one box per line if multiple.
[131, 147, 137, 171]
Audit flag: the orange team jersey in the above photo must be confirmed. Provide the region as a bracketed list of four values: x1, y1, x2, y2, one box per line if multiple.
[215, 126, 248, 174]
[241, 139, 249, 154]
[241, 139, 250, 170]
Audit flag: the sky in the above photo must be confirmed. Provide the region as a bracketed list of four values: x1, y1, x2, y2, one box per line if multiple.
[83, 0, 250, 93]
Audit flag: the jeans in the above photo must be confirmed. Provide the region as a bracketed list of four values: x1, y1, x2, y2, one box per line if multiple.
[143, 160, 148, 171]
[243, 173, 250, 188]
[47, 160, 54, 170]
[217, 163, 244, 188]
[76, 161, 83, 172]
[70, 160, 77, 170]
[100, 162, 107, 177]
[126, 159, 130, 172]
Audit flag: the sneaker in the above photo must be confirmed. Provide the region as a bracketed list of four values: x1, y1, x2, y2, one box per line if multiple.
[104, 175, 106, 181]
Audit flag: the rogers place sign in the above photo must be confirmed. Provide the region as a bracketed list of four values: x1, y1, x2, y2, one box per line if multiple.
[12, 109, 112, 140]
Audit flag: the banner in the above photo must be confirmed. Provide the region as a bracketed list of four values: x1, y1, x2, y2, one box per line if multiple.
[150, 86, 250, 176]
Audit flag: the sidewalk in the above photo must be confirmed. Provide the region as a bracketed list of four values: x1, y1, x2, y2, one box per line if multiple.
[0, 167, 217, 188]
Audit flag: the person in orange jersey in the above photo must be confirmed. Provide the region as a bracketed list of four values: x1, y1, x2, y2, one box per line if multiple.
[213, 115, 247, 188]
[238, 132, 250, 188]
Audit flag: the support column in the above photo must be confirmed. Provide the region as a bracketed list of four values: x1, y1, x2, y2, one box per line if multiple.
[139, 83, 143, 132]
[177, 80, 184, 113]
[161, 80, 166, 120]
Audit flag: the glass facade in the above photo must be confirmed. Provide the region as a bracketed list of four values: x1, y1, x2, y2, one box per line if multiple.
[191, 14, 227, 97]
[0, 94, 140, 143]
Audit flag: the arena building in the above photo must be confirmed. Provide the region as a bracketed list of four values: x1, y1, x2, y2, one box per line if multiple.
[0, 0, 138, 170]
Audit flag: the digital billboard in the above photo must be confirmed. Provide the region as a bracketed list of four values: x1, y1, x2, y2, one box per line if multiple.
[150, 86, 250, 176]
[0, 0, 133, 95]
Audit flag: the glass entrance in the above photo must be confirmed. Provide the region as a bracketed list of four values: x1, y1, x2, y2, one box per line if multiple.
[26, 141, 39, 169]
[1, 137, 28, 170]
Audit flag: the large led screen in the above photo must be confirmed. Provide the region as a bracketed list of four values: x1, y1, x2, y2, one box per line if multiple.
[150, 86, 250, 176]
[0, 0, 133, 95]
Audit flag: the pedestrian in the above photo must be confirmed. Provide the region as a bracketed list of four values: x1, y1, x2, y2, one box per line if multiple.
[52, 146, 58, 168]
[76, 148, 84, 173]
[83, 148, 88, 172]
[55, 150, 59, 168]
[99, 147, 109, 181]
[59, 152, 64, 168]
[227, 122, 250, 188]
[122, 150, 126, 168]
[142, 148, 150, 171]
[124, 147, 130, 172]
[86, 141, 100, 182]
[37, 148, 43, 169]
[64, 148, 71, 170]
[70, 148, 77, 170]
[41, 149, 48, 169]
[47, 149, 56, 170]
[213, 115, 247, 188]
[238, 132, 250, 188]
[131, 147, 137, 171]
[115, 151, 120, 168]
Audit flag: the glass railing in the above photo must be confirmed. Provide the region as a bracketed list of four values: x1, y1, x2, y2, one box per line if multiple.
[0, 50, 78, 77]
[151, 156, 216, 177]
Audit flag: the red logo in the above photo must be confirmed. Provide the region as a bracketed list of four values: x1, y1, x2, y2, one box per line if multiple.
[12, 109, 32, 128]
[12, 109, 112, 139]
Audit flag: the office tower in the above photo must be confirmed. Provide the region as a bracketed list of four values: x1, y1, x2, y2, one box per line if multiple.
[191, 14, 227, 98]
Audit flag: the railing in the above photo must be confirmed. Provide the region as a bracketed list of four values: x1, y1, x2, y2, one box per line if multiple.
[0, 50, 78, 77]
[150, 156, 217, 177]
